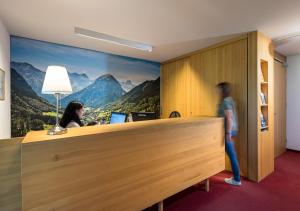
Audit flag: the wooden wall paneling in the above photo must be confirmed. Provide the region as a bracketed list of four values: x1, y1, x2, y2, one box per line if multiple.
[189, 49, 218, 117]
[178, 38, 248, 176]
[248, 31, 275, 181]
[22, 118, 225, 211]
[161, 58, 191, 118]
[257, 32, 274, 180]
[162, 34, 248, 64]
[0, 138, 22, 211]
[161, 32, 274, 182]
[221, 40, 248, 176]
[274, 60, 287, 157]
[247, 31, 259, 182]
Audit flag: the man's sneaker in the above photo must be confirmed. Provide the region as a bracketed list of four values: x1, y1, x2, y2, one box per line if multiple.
[224, 177, 242, 186]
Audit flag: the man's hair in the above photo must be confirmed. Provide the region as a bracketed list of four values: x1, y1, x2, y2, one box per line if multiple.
[217, 82, 231, 99]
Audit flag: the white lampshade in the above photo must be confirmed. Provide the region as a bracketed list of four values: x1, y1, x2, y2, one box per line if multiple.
[42, 66, 73, 94]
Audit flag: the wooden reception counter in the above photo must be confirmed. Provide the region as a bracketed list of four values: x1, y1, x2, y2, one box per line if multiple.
[3, 117, 225, 211]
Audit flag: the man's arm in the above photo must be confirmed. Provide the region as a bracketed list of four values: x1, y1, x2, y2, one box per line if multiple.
[225, 109, 233, 141]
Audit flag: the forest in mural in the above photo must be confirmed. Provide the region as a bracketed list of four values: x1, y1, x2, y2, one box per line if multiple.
[11, 36, 160, 137]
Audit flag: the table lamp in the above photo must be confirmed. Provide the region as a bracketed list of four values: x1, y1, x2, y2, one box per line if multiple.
[42, 66, 73, 135]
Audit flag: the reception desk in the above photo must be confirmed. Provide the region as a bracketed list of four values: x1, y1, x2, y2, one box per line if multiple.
[2, 117, 225, 211]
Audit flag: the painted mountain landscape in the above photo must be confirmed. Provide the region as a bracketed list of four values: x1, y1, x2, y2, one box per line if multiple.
[11, 36, 160, 137]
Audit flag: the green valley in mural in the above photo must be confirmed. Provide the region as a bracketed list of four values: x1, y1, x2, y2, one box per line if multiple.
[11, 36, 160, 137]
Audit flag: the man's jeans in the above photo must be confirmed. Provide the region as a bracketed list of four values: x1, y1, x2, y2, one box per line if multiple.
[225, 131, 241, 182]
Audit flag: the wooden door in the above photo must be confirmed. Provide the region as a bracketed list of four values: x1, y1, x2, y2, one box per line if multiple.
[274, 60, 286, 157]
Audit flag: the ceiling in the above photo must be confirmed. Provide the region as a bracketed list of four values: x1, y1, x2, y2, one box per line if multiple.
[1, 0, 300, 62]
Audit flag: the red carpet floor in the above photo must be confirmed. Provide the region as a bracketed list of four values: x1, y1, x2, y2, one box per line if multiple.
[146, 150, 300, 211]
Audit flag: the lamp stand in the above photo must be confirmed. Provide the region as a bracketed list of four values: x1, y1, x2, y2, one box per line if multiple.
[47, 93, 67, 135]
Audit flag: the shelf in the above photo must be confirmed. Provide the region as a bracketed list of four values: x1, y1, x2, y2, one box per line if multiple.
[259, 59, 269, 133]
[261, 126, 269, 131]
[261, 82, 268, 85]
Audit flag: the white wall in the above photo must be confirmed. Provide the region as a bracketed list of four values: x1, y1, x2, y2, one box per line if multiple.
[287, 54, 300, 151]
[0, 19, 10, 139]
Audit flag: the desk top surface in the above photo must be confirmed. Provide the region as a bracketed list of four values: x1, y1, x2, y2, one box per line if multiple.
[23, 116, 222, 144]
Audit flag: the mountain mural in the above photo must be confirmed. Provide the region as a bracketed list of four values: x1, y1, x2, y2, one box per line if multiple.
[91, 78, 160, 122]
[119, 78, 160, 104]
[11, 61, 55, 103]
[11, 62, 92, 104]
[11, 68, 56, 137]
[61, 74, 125, 108]
[69, 72, 92, 92]
[120, 80, 135, 92]
[10, 36, 160, 137]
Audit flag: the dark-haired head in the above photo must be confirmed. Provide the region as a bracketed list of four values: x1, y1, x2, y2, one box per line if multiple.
[59, 101, 84, 128]
[217, 82, 231, 100]
[169, 111, 181, 118]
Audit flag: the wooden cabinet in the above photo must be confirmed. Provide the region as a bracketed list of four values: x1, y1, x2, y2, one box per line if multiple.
[161, 32, 275, 182]
[247, 31, 274, 181]
[161, 37, 248, 177]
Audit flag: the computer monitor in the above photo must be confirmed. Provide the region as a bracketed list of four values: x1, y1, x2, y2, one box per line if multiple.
[109, 112, 127, 124]
[131, 112, 157, 122]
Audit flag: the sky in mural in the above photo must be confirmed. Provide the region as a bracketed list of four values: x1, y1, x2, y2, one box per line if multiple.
[10, 36, 160, 85]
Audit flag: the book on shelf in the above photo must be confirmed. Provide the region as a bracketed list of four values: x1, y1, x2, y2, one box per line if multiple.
[260, 112, 266, 128]
[260, 92, 267, 105]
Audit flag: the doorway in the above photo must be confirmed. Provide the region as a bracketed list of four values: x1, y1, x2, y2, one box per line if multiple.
[274, 59, 287, 157]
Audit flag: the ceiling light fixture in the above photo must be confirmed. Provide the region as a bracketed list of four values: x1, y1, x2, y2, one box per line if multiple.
[74, 27, 153, 52]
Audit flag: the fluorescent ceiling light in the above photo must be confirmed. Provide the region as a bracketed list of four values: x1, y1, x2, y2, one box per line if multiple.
[74, 27, 153, 52]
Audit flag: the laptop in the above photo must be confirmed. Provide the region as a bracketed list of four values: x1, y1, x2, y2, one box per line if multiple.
[109, 112, 127, 124]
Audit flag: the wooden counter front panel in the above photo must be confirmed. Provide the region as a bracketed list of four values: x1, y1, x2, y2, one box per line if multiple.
[22, 118, 224, 211]
[0, 138, 22, 211]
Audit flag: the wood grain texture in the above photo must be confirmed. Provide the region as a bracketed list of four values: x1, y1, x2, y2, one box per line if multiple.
[189, 39, 248, 176]
[160, 58, 191, 118]
[22, 117, 225, 211]
[0, 138, 22, 211]
[162, 34, 248, 64]
[247, 31, 259, 181]
[247, 31, 275, 181]
[257, 32, 275, 180]
[161, 38, 248, 176]
[162, 32, 275, 182]
[274, 60, 286, 157]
